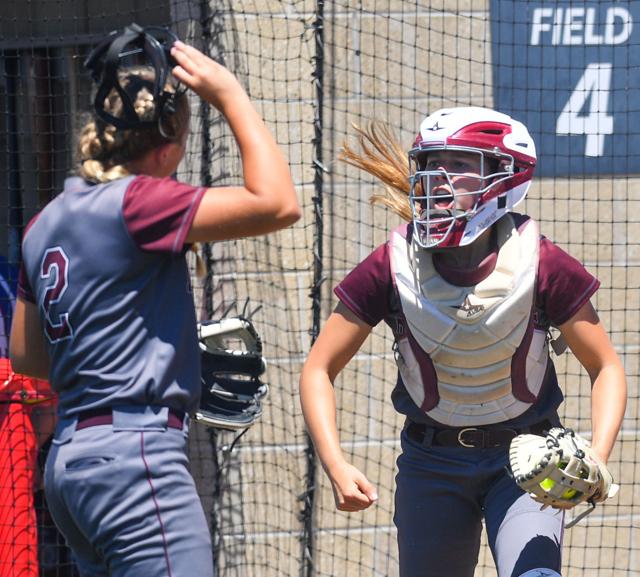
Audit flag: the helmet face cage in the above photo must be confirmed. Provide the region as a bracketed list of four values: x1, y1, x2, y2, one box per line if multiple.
[406, 106, 536, 250]
[84, 23, 183, 131]
[408, 145, 515, 249]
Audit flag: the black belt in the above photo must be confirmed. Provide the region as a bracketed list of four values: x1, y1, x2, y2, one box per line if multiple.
[76, 407, 185, 431]
[405, 420, 552, 449]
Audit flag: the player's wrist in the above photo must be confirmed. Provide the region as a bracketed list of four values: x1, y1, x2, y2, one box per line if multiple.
[211, 86, 252, 115]
[589, 444, 610, 464]
[323, 455, 350, 477]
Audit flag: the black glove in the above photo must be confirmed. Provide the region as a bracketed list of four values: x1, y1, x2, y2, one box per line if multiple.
[195, 317, 268, 431]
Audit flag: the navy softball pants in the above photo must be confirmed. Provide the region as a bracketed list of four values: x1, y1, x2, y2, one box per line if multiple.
[394, 428, 564, 577]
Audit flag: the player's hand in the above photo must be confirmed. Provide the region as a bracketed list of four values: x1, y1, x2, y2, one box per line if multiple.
[170, 41, 248, 111]
[327, 461, 378, 512]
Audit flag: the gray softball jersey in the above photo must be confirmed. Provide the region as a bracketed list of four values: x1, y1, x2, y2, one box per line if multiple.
[19, 175, 206, 418]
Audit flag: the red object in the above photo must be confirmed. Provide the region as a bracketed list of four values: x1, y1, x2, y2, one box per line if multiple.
[0, 358, 55, 577]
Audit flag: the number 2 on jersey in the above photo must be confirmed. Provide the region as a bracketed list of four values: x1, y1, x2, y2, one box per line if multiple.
[41, 247, 73, 342]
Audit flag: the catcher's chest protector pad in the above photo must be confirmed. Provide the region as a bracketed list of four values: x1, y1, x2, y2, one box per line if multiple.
[390, 215, 548, 426]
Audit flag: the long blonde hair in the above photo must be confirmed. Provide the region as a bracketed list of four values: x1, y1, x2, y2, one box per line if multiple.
[77, 67, 189, 183]
[339, 121, 412, 222]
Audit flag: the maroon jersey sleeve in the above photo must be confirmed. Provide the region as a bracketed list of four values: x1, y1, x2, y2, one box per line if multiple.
[123, 175, 206, 253]
[334, 243, 392, 327]
[538, 237, 600, 326]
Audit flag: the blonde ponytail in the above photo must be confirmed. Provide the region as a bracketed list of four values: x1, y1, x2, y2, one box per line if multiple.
[339, 121, 412, 222]
[191, 243, 207, 278]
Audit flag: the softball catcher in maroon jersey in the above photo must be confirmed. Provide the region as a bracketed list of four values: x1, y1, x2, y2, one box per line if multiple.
[299, 107, 626, 577]
[9, 24, 300, 577]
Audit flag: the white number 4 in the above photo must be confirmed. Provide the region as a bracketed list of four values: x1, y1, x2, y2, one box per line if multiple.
[556, 63, 614, 157]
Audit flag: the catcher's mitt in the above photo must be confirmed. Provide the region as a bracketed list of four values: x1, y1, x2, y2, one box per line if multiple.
[195, 317, 268, 431]
[509, 427, 619, 527]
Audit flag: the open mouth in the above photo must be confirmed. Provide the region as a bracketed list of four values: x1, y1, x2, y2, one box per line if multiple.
[422, 203, 457, 223]
[430, 189, 454, 210]
[427, 208, 454, 220]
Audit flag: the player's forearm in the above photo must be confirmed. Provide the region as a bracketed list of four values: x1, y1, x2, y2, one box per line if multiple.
[170, 40, 299, 228]
[226, 102, 299, 223]
[590, 361, 627, 463]
[299, 368, 348, 472]
[9, 298, 51, 380]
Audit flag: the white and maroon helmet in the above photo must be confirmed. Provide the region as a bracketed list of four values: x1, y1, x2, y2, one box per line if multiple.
[408, 107, 537, 249]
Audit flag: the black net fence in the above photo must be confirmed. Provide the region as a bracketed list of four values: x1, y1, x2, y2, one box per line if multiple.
[1, 1, 638, 576]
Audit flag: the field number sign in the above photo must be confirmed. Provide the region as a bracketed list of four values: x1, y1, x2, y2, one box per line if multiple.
[491, 1, 638, 176]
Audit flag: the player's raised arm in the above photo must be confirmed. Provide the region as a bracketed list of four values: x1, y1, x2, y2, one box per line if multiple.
[169, 41, 301, 242]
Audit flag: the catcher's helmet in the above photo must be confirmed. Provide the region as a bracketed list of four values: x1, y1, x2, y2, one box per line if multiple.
[408, 107, 537, 249]
[84, 22, 182, 130]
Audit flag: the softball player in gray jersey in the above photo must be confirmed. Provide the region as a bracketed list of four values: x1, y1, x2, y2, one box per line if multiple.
[9, 25, 300, 577]
[300, 108, 626, 577]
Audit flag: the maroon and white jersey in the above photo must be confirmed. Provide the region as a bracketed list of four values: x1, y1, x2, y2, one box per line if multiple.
[335, 214, 599, 428]
[18, 175, 206, 418]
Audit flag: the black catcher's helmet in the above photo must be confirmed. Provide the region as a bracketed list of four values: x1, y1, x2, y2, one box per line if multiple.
[84, 22, 182, 130]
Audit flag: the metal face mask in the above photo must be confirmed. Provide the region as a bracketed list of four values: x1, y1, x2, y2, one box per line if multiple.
[409, 146, 514, 249]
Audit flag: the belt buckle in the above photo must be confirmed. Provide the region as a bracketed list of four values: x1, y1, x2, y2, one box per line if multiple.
[457, 427, 481, 448]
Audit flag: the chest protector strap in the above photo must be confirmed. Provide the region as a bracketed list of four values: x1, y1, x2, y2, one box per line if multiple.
[390, 216, 548, 426]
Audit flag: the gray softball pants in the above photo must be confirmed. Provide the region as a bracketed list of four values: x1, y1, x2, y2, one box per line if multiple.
[44, 406, 214, 577]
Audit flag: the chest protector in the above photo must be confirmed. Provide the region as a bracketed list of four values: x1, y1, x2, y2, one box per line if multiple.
[390, 215, 549, 426]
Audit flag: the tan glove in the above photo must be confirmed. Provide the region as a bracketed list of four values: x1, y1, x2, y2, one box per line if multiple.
[509, 427, 619, 524]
